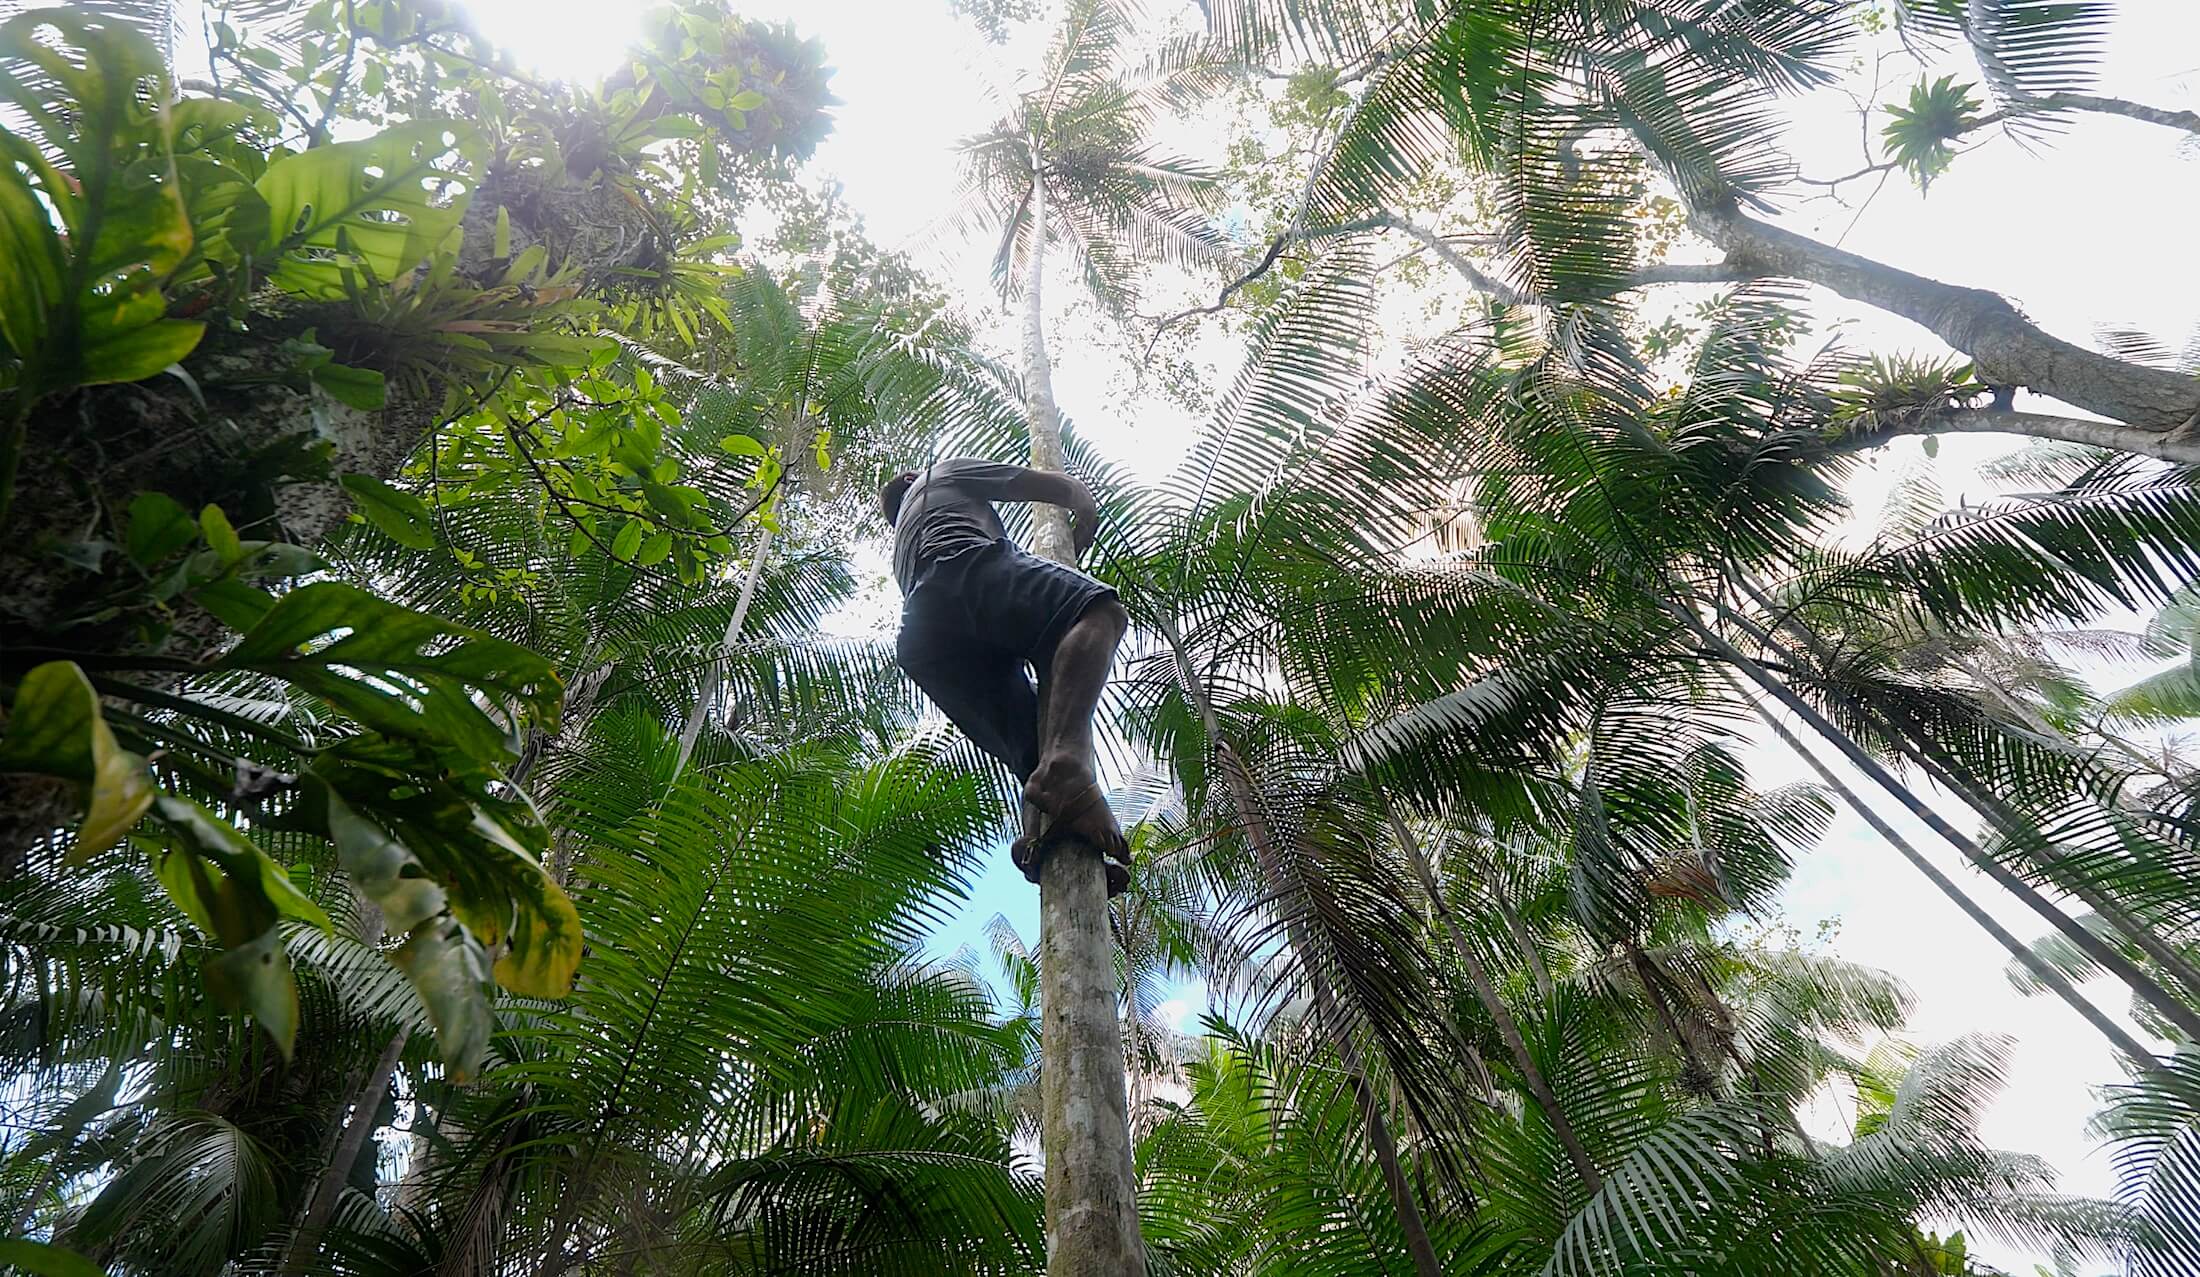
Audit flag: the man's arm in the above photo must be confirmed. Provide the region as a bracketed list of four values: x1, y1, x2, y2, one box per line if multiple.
[960, 464, 1101, 554]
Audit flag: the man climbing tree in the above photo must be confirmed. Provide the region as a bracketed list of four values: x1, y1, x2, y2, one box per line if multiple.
[882, 460, 1134, 893]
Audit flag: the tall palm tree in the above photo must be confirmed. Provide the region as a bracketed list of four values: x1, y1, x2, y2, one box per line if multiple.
[950, 2, 1225, 1268]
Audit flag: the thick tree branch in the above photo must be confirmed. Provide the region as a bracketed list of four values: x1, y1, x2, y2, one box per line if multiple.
[2028, 92, 2200, 136]
[1833, 409, 2200, 465]
[1971, 93, 2200, 139]
[1691, 204, 2200, 432]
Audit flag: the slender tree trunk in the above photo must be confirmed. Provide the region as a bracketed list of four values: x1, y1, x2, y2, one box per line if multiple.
[1495, 891, 1554, 1002]
[1884, 722, 2200, 1007]
[1020, 155, 1149, 1277]
[284, 1028, 409, 1273]
[1020, 162, 1077, 564]
[1684, 607, 2200, 1043]
[1159, 619, 1444, 1277]
[1733, 672, 2159, 1069]
[670, 522, 775, 782]
[1376, 798, 1603, 1191]
[1725, 586, 2200, 1016]
[1622, 938, 1722, 1090]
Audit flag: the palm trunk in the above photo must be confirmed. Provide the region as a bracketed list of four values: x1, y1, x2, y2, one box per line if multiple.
[670, 522, 775, 783]
[1159, 618, 1445, 1277]
[1021, 156, 1149, 1277]
[1685, 606, 2200, 1044]
[1887, 723, 2200, 1003]
[1733, 672, 2158, 1069]
[1020, 161, 1076, 564]
[1376, 798, 1603, 1191]
[1720, 589, 2200, 1030]
[1491, 887, 1554, 1002]
[1733, 583, 2200, 1007]
[284, 1028, 408, 1273]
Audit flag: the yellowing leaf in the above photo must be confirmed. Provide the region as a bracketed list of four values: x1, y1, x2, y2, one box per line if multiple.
[0, 662, 154, 862]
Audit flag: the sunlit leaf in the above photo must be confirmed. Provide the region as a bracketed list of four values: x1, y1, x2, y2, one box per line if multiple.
[0, 661, 154, 861]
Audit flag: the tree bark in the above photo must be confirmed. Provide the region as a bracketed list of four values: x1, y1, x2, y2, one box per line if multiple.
[1159, 619, 1445, 1277]
[1022, 153, 1149, 1277]
[1376, 798, 1603, 1191]
[1691, 204, 2200, 435]
[1831, 409, 2200, 466]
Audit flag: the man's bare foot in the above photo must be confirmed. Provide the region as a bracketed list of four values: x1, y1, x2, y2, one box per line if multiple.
[1011, 756, 1131, 894]
[1024, 755, 1127, 856]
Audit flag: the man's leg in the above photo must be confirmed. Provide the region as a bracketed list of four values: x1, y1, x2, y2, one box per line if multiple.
[896, 627, 1041, 781]
[1024, 599, 1131, 862]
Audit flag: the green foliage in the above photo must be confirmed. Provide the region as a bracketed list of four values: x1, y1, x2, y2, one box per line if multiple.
[1833, 352, 1988, 422]
[0, 663, 156, 862]
[254, 119, 478, 296]
[0, 10, 204, 393]
[2, 1, 2193, 1274]
[1882, 76, 1984, 188]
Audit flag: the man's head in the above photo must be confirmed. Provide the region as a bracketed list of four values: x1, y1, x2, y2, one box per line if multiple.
[879, 470, 919, 525]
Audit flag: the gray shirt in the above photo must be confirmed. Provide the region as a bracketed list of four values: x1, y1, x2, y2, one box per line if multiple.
[890, 457, 1028, 592]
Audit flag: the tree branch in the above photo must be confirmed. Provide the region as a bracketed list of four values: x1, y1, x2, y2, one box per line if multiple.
[2025, 92, 2200, 137]
[1690, 203, 2200, 432]
[1376, 217, 1524, 304]
[1832, 408, 2200, 465]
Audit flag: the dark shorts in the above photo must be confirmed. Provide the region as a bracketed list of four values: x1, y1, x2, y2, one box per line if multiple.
[895, 537, 1118, 781]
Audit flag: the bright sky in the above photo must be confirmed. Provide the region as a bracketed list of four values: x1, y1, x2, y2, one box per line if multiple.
[459, 0, 2200, 1266]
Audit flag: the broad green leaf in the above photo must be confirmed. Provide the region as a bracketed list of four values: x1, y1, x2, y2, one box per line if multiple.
[341, 473, 437, 549]
[326, 791, 494, 1075]
[639, 531, 674, 566]
[0, 1239, 111, 1277]
[325, 790, 449, 935]
[199, 504, 242, 564]
[218, 582, 560, 759]
[153, 796, 334, 936]
[0, 662, 154, 861]
[313, 361, 388, 410]
[389, 912, 493, 1081]
[720, 433, 768, 457]
[150, 796, 325, 1060]
[204, 924, 300, 1059]
[612, 518, 645, 561]
[0, 9, 204, 389]
[255, 119, 478, 296]
[124, 491, 198, 565]
[454, 863, 584, 999]
[310, 736, 581, 999]
[192, 578, 278, 631]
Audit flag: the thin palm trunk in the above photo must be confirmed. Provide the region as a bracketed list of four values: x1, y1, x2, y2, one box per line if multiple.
[1021, 155, 1148, 1277]
[1886, 718, 2200, 1005]
[1376, 797, 1604, 1191]
[1490, 883, 1554, 1001]
[1685, 605, 2200, 1043]
[284, 1028, 409, 1274]
[1732, 671, 2159, 1069]
[1159, 618, 1445, 1277]
[670, 522, 775, 783]
[1733, 582, 2200, 1007]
